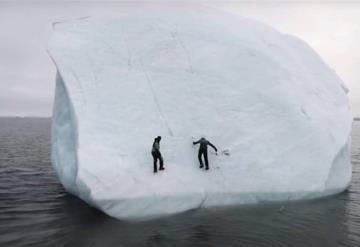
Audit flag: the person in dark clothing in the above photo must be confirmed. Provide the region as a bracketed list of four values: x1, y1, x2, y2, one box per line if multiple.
[193, 137, 217, 170]
[151, 136, 164, 173]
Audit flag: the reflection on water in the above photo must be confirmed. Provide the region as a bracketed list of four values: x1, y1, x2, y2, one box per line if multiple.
[0, 118, 359, 247]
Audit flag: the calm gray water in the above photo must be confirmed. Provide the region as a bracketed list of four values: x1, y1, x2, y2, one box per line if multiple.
[0, 118, 359, 247]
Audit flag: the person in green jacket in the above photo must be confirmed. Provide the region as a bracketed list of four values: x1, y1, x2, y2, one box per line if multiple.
[151, 136, 164, 173]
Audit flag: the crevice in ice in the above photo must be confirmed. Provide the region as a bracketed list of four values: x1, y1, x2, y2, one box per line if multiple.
[119, 24, 132, 68]
[52, 16, 90, 30]
[300, 106, 310, 119]
[198, 193, 207, 209]
[140, 60, 174, 136]
[170, 24, 194, 74]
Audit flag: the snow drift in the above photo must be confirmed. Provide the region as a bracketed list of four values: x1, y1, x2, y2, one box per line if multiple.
[49, 7, 352, 221]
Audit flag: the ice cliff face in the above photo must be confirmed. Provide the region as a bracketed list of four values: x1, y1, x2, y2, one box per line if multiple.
[49, 7, 353, 221]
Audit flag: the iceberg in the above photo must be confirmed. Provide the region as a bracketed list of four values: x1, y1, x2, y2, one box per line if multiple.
[49, 7, 353, 221]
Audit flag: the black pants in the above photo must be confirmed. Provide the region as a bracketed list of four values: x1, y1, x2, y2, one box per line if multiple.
[152, 151, 164, 172]
[198, 150, 209, 169]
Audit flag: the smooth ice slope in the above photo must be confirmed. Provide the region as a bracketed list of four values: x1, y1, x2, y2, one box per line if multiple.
[49, 7, 353, 221]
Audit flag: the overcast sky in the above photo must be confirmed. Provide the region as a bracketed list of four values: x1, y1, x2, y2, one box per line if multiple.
[0, 1, 359, 117]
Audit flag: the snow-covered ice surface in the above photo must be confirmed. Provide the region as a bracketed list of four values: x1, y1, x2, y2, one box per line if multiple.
[49, 6, 353, 221]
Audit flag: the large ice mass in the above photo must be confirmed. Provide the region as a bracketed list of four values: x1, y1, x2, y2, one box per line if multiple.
[49, 7, 353, 221]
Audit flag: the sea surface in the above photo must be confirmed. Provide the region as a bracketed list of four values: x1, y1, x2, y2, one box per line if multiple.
[0, 118, 359, 247]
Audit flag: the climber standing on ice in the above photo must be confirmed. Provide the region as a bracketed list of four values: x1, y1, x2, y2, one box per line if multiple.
[151, 136, 164, 173]
[193, 137, 218, 170]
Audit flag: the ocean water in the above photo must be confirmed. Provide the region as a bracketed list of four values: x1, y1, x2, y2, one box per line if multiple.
[0, 117, 359, 247]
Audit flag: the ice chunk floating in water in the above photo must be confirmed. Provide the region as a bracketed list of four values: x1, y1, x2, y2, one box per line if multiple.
[49, 7, 353, 221]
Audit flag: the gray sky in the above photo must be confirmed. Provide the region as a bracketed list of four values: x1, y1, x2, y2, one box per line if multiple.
[0, 1, 359, 117]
